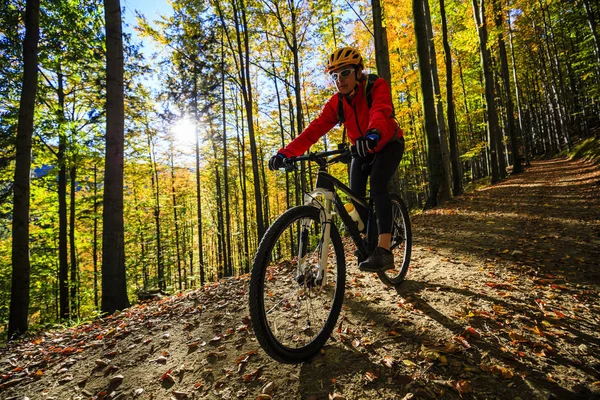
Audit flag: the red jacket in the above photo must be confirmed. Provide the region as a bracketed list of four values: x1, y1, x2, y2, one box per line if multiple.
[278, 77, 402, 158]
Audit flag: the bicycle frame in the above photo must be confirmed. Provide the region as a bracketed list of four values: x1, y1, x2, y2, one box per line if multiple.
[298, 160, 377, 287]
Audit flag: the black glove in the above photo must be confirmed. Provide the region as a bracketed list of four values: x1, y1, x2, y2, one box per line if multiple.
[268, 153, 286, 171]
[355, 129, 380, 158]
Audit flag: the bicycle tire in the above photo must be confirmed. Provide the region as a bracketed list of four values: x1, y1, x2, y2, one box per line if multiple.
[378, 194, 412, 287]
[249, 205, 346, 364]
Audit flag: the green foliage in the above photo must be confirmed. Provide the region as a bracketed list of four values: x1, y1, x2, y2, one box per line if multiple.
[569, 137, 600, 163]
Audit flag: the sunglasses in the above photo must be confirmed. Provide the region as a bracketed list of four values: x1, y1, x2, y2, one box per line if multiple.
[330, 67, 355, 82]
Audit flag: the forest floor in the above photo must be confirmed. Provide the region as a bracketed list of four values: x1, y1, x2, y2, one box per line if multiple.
[1, 156, 600, 400]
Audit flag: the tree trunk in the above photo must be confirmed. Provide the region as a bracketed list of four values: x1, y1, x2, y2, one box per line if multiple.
[227, 0, 265, 240]
[457, 55, 475, 148]
[423, 0, 452, 200]
[494, 0, 522, 174]
[371, 0, 392, 84]
[472, 0, 502, 183]
[439, 0, 463, 195]
[102, 0, 130, 314]
[93, 165, 99, 309]
[57, 68, 69, 320]
[221, 39, 232, 277]
[170, 150, 183, 291]
[260, 145, 269, 226]
[507, 16, 530, 166]
[266, 31, 290, 214]
[147, 128, 164, 290]
[8, 0, 40, 339]
[234, 87, 250, 273]
[413, 0, 444, 208]
[267, 0, 310, 212]
[372, 0, 402, 196]
[193, 71, 204, 287]
[211, 134, 225, 278]
[69, 163, 78, 317]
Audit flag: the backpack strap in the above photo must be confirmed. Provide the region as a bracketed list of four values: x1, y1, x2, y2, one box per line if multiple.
[337, 93, 347, 143]
[365, 73, 396, 119]
[365, 73, 378, 109]
[337, 92, 345, 124]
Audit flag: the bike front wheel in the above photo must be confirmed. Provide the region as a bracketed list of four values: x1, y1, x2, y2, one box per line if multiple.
[249, 205, 346, 364]
[378, 195, 412, 286]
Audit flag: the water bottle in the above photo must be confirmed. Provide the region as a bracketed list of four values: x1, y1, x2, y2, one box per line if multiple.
[344, 203, 364, 232]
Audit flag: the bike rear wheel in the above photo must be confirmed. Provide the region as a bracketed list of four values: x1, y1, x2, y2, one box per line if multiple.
[249, 205, 346, 364]
[378, 195, 412, 286]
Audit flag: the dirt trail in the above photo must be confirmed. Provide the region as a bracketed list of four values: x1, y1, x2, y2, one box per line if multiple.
[1, 157, 599, 400]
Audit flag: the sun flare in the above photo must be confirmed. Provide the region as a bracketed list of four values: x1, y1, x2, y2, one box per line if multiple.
[172, 117, 197, 147]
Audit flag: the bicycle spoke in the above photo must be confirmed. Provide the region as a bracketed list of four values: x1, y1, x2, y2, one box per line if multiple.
[378, 196, 412, 285]
[260, 214, 339, 350]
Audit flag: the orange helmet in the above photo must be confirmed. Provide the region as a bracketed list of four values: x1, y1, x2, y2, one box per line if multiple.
[325, 47, 363, 73]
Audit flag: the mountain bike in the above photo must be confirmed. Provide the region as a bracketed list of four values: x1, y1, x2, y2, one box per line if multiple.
[249, 143, 412, 364]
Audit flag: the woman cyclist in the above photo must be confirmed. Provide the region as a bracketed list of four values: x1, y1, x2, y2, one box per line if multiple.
[268, 46, 404, 273]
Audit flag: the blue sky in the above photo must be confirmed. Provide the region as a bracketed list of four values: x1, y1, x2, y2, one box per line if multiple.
[121, 0, 174, 92]
[122, 0, 172, 30]
[122, 0, 173, 58]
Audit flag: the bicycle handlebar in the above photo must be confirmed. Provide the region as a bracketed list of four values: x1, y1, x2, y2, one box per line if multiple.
[282, 144, 354, 171]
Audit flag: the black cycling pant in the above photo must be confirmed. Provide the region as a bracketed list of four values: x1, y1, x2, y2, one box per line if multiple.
[349, 137, 404, 235]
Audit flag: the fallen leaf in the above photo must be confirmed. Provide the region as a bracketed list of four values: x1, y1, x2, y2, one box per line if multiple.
[58, 375, 74, 384]
[364, 371, 378, 383]
[214, 380, 226, 389]
[382, 356, 394, 368]
[172, 390, 189, 399]
[243, 366, 264, 382]
[453, 336, 471, 349]
[402, 359, 417, 367]
[464, 327, 480, 338]
[453, 379, 472, 395]
[209, 335, 222, 344]
[534, 325, 545, 337]
[261, 381, 274, 394]
[159, 369, 174, 383]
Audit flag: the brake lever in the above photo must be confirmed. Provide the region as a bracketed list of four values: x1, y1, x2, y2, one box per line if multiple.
[283, 158, 297, 172]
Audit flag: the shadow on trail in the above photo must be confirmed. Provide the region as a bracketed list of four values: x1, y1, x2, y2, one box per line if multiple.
[317, 281, 599, 399]
[299, 158, 600, 399]
[396, 280, 600, 399]
[298, 345, 387, 399]
[412, 158, 600, 287]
